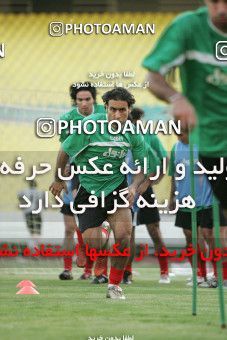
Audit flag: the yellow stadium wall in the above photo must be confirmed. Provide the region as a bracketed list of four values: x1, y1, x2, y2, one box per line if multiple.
[1, 13, 179, 210]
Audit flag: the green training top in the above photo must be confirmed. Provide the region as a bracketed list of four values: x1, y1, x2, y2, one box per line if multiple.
[59, 104, 106, 143]
[62, 113, 160, 197]
[144, 133, 167, 161]
[142, 7, 227, 157]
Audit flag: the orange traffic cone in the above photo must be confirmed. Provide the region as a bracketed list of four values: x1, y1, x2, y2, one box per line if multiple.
[16, 280, 36, 288]
[16, 286, 39, 295]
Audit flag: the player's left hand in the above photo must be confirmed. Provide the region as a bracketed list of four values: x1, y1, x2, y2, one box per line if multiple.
[137, 179, 150, 195]
[127, 185, 136, 207]
[49, 181, 67, 197]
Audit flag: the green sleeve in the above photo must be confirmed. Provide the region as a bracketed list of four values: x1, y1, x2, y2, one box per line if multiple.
[142, 13, 190, 75]
[168, 145, 176, 176]
[131, 134, 160, 174]
[61, 129, 90, 160]
[147, 134, 167, 161]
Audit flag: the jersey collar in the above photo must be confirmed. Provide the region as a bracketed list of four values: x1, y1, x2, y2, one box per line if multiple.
[207, 17, 227, 38]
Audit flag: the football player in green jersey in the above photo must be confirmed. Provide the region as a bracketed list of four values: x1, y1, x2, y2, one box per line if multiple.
[50, 87, 160, 299]
[142, 0, 227, 283]
[59, 81, 108, 282]
[142, 0, 227, 216]
[60, 81, 106, 143]
[123, 108, 170, 285]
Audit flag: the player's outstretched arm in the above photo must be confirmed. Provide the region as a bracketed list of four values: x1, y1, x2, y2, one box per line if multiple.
[49, 149, 69, 197]
[146, 71, 196, 129]
[128, 172, 145, 207]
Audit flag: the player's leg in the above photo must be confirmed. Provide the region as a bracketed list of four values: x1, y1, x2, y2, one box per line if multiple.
[199, 207, 227, 287]
[82, 225, 107, 250]
[146, 222, 170, 283]
[106, 207, 132, 299]
[136, 187, 169, 283]
[79, 226, 104, 280]
[198, 207, 217, 288]
[31, 214, 41, 249]
[92, 222, 110, 284]
[25, 213, 38, 251]
[80, 222, 110, 281]
[197, 226, 207, 281]
[32, 213, 42, 242]
[183, 227, 206, 285]
[75, 224, 87, 269]
[220, 226, 227, 287]
[122, 225, 135, 284]
[175, 210, 204, 285]
[183, 228, 193, 268]
[59, 206, 77, 280]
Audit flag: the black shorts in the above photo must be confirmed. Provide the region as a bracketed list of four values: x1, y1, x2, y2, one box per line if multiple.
[175, 207, 226, 230]
[200, 156, 227, 209]
[74, 180, 129, 233]
[25, 213, 42, 235]
[134, 187, 160, 225]
[175, 209, 202, 230]
[60, 204, 74, 216]
[200, 207, 227, 228]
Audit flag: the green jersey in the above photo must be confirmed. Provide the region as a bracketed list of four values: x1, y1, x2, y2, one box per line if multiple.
[142, 7, 227, 157]
[144, 133, 167, 161]
[62, 113, 160, 197]
[59, 104, 106, 143]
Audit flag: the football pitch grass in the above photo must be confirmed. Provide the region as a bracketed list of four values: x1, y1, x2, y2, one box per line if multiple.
[1, 267, 227, 340]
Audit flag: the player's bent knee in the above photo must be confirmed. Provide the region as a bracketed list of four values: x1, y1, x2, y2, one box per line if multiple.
[82, 226, 106, 250]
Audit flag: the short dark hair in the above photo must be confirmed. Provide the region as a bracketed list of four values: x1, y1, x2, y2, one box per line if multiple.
[102, 87, 135, 107]
[129, 107, 144, 122]
[69, 81, 97, 106]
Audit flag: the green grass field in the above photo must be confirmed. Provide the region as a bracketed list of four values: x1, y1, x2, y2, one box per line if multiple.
[1, 267, 227, 340]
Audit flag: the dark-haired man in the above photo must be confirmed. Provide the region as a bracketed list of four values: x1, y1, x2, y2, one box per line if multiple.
[59, 81, 107, 282]
[50, 87, 160, 299]
[60, 81, 105, 143]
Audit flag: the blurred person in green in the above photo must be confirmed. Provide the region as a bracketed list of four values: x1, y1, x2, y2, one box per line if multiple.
[123, 108, 170, 285]
[142, 0, 227, 282]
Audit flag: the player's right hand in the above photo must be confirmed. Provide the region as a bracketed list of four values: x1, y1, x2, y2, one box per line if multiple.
[170, 96, 197, 130]
[49, 181, 67, 197]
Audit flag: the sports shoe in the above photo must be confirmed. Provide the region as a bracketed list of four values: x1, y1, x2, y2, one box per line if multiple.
[59, 270, 73, 280]
[79, 272, 92, 280]
[159, 274, 171, 284]
[106, 285, 126, 300]
[186, 276, 204, 286]
[199, 276, 218, 288]
[91, 275, 108, 284]
[75, 245, 87, 268]
[169, 272, 176, 278]
[122, 270, 133, 284]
